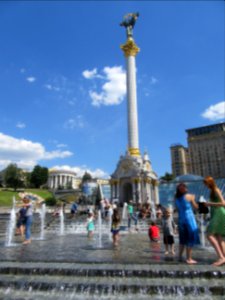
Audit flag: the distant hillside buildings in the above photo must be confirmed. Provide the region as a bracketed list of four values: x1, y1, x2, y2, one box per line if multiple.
[170, 122, 225, 179]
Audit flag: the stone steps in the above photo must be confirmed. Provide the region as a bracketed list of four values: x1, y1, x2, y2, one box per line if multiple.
[0, 290, 222, 300]
[0, 262, 224, 299]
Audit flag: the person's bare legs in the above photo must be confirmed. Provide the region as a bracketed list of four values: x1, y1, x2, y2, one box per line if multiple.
[208, 234, 225, 266]
[20, 225, 25, 237]
[115, 234, 119, 246]
[171, 244, 175, 255]
[165, 243, 169, 255]
[178, 244, 185, 261]
[217, 235, 225, 257]
[186, 247, 197, 264]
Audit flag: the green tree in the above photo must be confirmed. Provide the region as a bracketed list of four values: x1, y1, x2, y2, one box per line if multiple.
[4, 164, 23, 191]
[160, 172, 175, 182]
[82, 171, 92, 183]
[30, 165, 48, 188]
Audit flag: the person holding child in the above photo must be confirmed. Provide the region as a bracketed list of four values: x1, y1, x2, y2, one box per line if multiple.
[15, 205, 26, 237]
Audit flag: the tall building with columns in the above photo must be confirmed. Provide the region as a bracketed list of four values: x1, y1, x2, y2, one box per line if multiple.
[111, 13, 159, 206]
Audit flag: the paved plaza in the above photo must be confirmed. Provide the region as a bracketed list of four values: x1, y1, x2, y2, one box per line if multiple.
[0, 230, 222, 267]
[1, 220, 225, 299]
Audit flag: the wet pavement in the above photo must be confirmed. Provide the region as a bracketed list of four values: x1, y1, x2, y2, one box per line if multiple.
[0, 231, 222, 267]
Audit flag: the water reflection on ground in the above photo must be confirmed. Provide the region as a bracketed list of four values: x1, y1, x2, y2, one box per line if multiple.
[0, 231, 218, 266]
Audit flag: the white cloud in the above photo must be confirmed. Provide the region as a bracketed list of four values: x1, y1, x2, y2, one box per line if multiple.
[82, 68, 98, 79]
[64, 116, 85, 129]
[86, 66, 126, 107]
[68, 100, 75, 106]
[44, 84, 61, 92]
[201, 101, 225, 121]
[150, 76, 158, 85]
[16, 122, 26, 129]
[44, 150, 73, 159]
[52, 165, 109, 179]
[0, 132, 73, 170]
[56, 143, 67, 148]
[26, 77, 36, 83]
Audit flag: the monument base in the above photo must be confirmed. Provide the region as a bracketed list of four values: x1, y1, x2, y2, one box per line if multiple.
[111, 151, 159, 206]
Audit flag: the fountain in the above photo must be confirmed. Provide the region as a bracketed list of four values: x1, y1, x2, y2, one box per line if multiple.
[59, 206, 64, 235]
[151, 200, 157, 221]
[198, 195, 208, 248]
[97, 210, 102, 248]
[199, 213, 206, 248]
[122, 202, 127, 222]
[39, 203, 46, 240]
[5, 196, 16, 247]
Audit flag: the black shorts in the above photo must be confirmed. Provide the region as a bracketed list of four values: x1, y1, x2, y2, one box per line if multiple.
[17, 218, 26, 228]
[163, 235, 174, 245]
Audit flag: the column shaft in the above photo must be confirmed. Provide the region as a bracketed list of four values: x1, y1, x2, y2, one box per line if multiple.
[126, 56, 139, 152]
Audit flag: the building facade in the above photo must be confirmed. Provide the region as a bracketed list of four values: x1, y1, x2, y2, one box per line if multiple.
[170, 144, 190, 177]
[171, 122, 225, 179]
[48, 169, 79, 190]
[187, 122, 225, 179]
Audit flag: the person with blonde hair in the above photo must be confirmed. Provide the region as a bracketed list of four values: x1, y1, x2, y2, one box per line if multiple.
[203, 176, 225, 266]
[162, 208, 176, 255]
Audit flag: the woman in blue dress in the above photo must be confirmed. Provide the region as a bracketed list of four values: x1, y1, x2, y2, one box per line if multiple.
[175, 183, 200, 264]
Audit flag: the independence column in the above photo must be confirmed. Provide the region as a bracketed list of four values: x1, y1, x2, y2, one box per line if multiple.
[120, 13, 140, 157]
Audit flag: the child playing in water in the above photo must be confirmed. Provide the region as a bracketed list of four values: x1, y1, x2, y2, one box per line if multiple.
[86, 212, 95, 238]
[111, 208, 121, 246]
[162, 208, 176, 255]
[148, 221, 160, 243]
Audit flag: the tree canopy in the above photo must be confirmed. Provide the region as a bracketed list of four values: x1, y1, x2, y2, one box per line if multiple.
[30, 165, 48, 188]
[82, 171, 92, 183]
[4, 164, 24, 191]
[160, 172, 175, 182]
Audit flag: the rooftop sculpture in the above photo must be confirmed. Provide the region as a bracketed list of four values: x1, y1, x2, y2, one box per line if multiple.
[120, 12, 139, 39]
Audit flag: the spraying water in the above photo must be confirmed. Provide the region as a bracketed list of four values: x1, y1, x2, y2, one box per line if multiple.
[108, 206, 113, 241]
[98, 210, 102, 248]
[199, 195, 206, 248]
[122, 202, 127, 222]
[5, 196, 16, 247]
[151, 200, 157, 221]
[39, 203, 46, 240]
[59, 206, 64, 235]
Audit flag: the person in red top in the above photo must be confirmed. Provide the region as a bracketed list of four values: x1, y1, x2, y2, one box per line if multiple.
[148, 221, 160, 242]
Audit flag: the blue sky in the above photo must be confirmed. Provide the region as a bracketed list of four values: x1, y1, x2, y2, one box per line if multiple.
[0, 1, 224, 178]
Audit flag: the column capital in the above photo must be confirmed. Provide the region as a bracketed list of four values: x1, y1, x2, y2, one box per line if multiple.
[129, 147, 140, 156]
[120, 38, 140, 57]
[110, 179, 119, 184]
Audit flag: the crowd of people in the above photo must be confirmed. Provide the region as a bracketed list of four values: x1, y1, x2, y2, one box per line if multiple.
[13, 176, 225, 266]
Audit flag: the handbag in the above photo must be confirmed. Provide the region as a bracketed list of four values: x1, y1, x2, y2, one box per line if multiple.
[198, 202, 209, 214]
